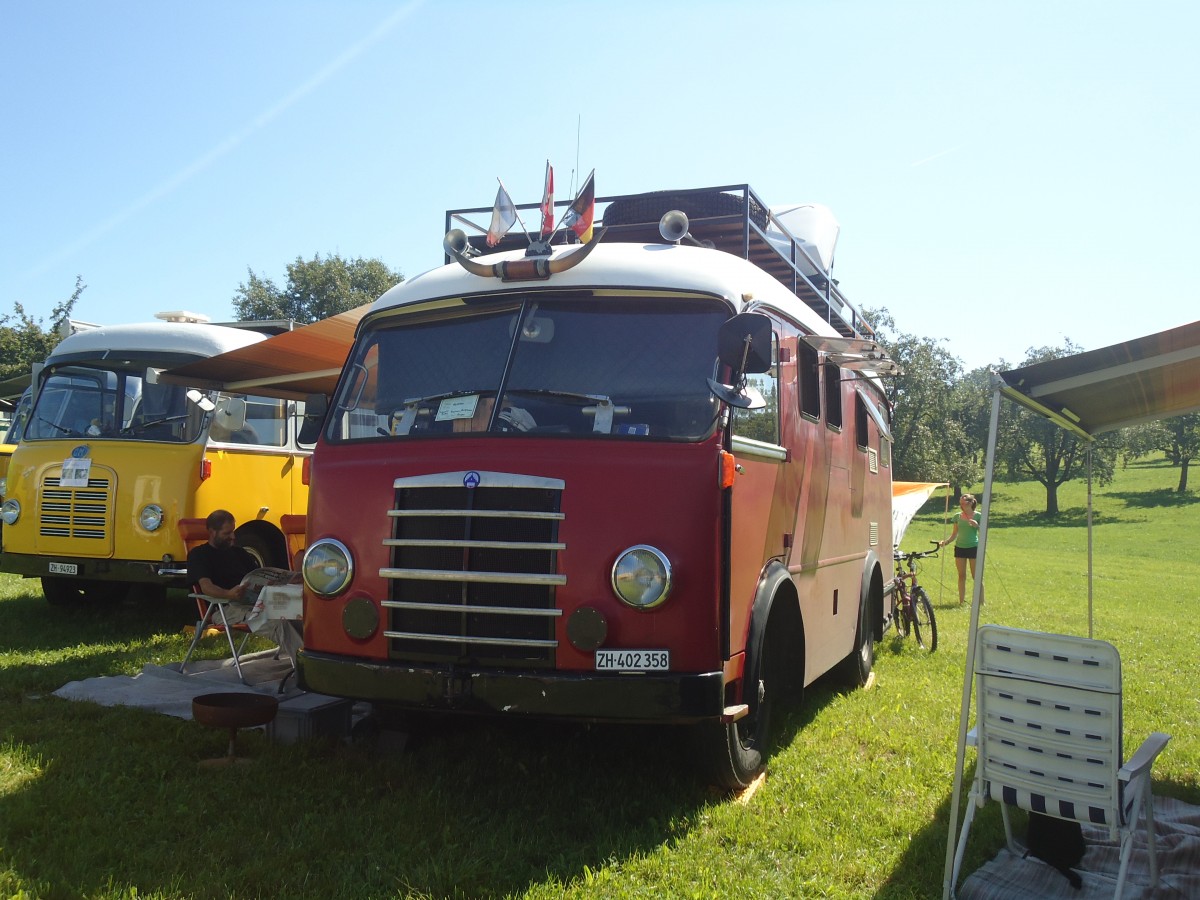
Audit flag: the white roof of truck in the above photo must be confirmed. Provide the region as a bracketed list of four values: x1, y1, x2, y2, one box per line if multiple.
[371, 242, 846, 340]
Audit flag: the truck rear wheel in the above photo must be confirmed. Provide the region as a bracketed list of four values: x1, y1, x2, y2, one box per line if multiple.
[837, 589, 875, 687]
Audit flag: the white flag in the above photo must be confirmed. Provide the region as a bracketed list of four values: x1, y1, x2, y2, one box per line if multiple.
[486, 183, 517, 247]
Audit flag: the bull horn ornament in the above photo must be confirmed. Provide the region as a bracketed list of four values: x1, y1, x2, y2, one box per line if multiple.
[443, 227, 608, 282]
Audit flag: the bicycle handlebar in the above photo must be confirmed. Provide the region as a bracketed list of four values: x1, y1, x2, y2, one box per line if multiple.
[893, 543, 941, 562]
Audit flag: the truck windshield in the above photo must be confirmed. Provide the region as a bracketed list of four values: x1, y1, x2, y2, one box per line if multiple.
[328, 296, 729, 441]
[26, 367, 209, 443]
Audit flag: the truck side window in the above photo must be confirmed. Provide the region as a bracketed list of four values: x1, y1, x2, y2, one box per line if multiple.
[824, 362, 843, 430]
[855, 392, 869, 449]
[732, 331, 780, 445]
[798, 340, 820, 420]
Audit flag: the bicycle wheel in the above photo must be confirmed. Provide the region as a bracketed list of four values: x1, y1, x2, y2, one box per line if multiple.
[911, 587, 938, 652]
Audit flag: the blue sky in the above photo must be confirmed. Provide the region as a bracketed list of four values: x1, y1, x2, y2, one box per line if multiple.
[2, 1, 1196, 371]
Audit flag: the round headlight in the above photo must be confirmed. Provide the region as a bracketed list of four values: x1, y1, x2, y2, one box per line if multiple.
[303, 538, 353, 598]
[139, 504, 164, 532]
[611, 544, 672, 609]
[1, 498, 20, 526]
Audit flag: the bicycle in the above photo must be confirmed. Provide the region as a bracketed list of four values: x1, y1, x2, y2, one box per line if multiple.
[891, 541, 939, 652]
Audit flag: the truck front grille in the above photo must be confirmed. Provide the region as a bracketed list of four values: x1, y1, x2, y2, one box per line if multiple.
[381, 471, 565, 666]
[39, 475, 112, 540]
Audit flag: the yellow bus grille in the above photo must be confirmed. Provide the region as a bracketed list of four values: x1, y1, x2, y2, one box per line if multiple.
[39, 476, 112, 540]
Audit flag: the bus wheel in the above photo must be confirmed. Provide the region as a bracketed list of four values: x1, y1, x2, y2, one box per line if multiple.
[236, 532, 278, 569]
[838, 592, 875, 687]
[42, 577, 126, 607]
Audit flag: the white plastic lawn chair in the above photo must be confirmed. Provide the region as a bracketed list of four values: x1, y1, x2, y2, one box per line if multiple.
[951, 625, 1170, 898]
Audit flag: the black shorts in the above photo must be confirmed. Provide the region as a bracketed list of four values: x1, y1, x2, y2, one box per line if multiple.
[955, 546, 977, 560]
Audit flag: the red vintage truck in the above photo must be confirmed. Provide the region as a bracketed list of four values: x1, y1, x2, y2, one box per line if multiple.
[296, 184, 897, 788]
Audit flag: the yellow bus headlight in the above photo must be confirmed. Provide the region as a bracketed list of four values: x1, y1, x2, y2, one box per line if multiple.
[1, 499, 20, 525]
[139, 504, 164, 532]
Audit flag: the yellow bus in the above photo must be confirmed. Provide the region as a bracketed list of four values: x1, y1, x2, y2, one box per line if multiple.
[0, 312, 311, 605]
[0, 386, 32, 499]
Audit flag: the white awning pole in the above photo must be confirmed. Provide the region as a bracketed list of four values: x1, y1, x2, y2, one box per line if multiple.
[942, 374, 1003, 899]
[1087, 444, 1094, 638]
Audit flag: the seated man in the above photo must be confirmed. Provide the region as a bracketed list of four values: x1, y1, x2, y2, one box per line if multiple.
[187, 509, 257, 601]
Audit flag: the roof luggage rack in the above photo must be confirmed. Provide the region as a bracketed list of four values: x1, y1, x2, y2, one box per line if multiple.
[445, 184, 872, 339]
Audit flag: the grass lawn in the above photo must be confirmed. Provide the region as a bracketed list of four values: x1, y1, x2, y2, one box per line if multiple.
[1, 456, 1197, 899]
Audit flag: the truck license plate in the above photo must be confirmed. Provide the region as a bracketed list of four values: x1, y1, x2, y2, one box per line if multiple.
[595, 649, 669, 671]
[48, 562, 78, 575]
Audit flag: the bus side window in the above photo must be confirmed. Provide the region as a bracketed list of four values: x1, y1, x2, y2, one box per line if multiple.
[244, 396, 287, 446]
[732, 331, 780, 445]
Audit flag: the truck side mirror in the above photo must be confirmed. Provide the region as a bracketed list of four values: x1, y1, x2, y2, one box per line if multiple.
[708, 312, 772, 409]
[716, 313, 773, 374]
[298, 393, 328, 445]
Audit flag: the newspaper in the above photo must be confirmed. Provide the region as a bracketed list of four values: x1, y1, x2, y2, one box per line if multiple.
[239, 566, 302, 605]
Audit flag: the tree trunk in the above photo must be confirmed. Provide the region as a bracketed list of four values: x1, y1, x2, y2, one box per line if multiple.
[1178, 457, 1191, 493]
[1045, 482, 1060, 516]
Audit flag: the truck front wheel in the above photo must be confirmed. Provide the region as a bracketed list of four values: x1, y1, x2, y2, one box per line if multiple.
[697, 603, 800, 791]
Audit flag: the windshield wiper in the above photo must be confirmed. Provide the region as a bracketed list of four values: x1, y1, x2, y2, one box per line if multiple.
[504, 389, 630, 433]
[400, 389, 492, 408]
[120, 414, 188, 436]
[36, 416, 75, 436]
[505, 388, 613, 406]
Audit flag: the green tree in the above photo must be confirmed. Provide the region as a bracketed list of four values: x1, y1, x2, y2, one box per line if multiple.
[233, 254, 403, 324]
[1164, 414, 1200, 492]
[999, 342, 1117, 515]
[1117, 415, 1200, 491]
[868, 308, 978, 488]
[0, 276, 85, 383]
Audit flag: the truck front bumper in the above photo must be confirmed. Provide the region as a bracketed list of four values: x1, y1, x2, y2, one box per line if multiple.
[297, 650, 726, 724]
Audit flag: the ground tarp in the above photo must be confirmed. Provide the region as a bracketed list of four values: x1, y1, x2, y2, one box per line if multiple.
[960, 796, 1200, 899]
[52, 650, 300, 720]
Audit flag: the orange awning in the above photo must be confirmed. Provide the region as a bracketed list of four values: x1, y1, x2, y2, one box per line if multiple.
[160, 305, 369, 399]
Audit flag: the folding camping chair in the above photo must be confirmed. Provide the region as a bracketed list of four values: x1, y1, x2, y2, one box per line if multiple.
[180, 590, 255, 684]
[951, 625, 1170, 898]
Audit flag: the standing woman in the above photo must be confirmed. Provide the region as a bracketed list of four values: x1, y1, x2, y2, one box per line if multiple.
[940, 493, 980, 605]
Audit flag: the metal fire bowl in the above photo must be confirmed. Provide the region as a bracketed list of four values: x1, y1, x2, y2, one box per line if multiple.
[192, 692, 279, 730]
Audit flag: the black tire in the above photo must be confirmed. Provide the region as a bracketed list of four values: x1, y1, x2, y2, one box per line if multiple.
[911, 587, 938, 653]
[698, 603, 797, 791]
[41, 577, 127, 607]
[603, 190, 769, 229]
[236, 530, 281, 569]
[838, 589, 875, 687]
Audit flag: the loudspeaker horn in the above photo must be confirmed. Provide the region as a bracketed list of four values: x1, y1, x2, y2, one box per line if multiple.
[443, 229, 473, 258]
[658, 209, 690, 243]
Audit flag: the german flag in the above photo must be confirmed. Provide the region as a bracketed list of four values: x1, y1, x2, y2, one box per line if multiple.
[563, 170, 595, 243]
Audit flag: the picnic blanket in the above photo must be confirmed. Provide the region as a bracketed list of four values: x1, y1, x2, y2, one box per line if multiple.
[960, 795, 1200, 899]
